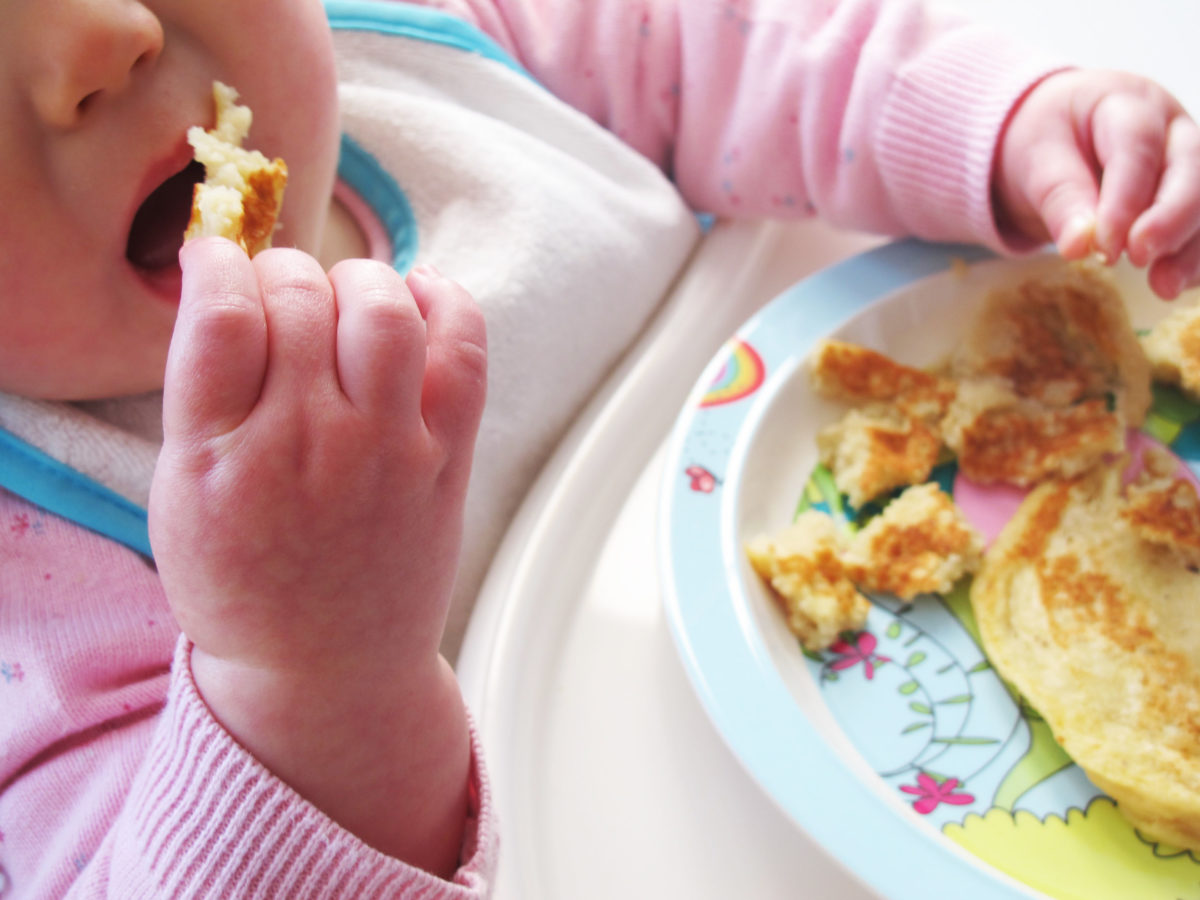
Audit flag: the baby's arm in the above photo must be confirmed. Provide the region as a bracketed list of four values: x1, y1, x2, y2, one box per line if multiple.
[148, 240, 488, 878]
[426, 0, 1063, 247]
[431, 0, 1200, 299]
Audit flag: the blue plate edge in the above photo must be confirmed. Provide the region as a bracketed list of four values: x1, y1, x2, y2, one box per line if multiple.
[654, 238, 1052, 900]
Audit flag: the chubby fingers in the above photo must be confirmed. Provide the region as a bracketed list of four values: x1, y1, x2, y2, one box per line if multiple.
[1090, 90, 1172, 263]
[326, 261, 487, 455]
[992, 72, 1100, 259]
[1128, 115, 1200, 275]
[1021, 135, 1100, 260]
[328, 258, 428, 420]
[405, 265, 487, 455]
[170, 241, 356, 442]
[167, 237, 268, 440]
[251, 247, 340, 405]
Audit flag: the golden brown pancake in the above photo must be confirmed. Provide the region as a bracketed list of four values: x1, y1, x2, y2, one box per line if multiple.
[842, 482, 983, 599]
[952, 260, 1151, 426]
[745, 510, 870, 651]
[971, 459, 1200, 850]
[184, 82, 288, 257]
[1142, 296, 1200, 402]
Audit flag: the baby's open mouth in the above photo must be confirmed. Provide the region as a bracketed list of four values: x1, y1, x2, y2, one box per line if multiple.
[125, 159, 205, 271]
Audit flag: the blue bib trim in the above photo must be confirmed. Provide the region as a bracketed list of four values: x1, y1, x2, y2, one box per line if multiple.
[324, 0, 531, 79]
[0, 427, 153, 558]
[338, 133, 419, 273]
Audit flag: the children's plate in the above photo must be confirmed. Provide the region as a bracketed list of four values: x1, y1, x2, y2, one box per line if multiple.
[659, 238, 1200, 900]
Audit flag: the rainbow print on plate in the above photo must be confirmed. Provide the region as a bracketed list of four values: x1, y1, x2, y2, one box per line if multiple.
[660, 239, 1200, 900]
[701, 339, 766, 407]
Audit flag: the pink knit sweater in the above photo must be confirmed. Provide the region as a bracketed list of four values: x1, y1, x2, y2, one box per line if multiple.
[0, 1, 1062, 897]
[424, 0, 1062, 251]
[0, 490, 495, 898]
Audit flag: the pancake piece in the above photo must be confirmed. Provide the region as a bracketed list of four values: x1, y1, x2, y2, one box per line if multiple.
[939, 262, 1149, 485]
[1122, 447, 1200, 569]
[972, 460, 1200, 849]
[952, 260, 1151, 427]
[185, 81, 288, 256]
[809, 339, 956, 422]
[1142, 298, 1200, 400]
[843, 482, 984, 599]
[816, 404, 943, 510]
[746, 484, 982, 647]
[940, 379, 1125, 487]
[811, 261, 1150, 502]
[746, 510, 870, 651]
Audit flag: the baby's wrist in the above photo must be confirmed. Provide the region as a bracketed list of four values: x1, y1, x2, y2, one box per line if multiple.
[189, 645, 471, 873]
[189, 643, 444, 735]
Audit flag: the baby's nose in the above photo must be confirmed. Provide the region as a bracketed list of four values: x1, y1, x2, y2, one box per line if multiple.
[26, 0, 164, 128]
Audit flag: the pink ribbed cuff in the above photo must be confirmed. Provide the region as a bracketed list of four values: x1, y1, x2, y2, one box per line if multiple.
[877, 24, 1070, 253]
[113, 637, 496, 898]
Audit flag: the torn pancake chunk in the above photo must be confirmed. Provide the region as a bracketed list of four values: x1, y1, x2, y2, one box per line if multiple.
[746, 511, 870, 651]
[843, 483, 984, 599]
[185, 81, 288, 256]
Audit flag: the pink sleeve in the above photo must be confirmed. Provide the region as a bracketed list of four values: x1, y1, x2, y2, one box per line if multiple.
[0, 485, 494, 898]
[406, 0, 1067, 251]
[82, 638, 498, 899]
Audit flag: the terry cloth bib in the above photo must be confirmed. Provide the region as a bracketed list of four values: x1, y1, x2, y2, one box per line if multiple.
[327, 2, 700, 650]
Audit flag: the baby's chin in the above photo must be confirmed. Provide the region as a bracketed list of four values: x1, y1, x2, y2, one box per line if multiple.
[8, 358, 169, 403]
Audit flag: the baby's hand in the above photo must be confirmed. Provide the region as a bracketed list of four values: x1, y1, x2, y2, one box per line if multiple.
[148, 238, 486, 874]
[994, 69, 1200, 298]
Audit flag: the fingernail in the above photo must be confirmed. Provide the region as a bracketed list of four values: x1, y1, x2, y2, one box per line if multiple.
[1058, 213, 1096, 257]
[177, 237, 250, 309]
[178, 235, 232, 269]
[178, 237, 200, 267]
[410, 263, 442, 279]
[1094, 226, 1117, 263]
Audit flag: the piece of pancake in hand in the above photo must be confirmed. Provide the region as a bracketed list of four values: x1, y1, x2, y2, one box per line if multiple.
[184, 81, 287, 256]
[971, 458, 1200, 850]
[952, 259, 1151, 427]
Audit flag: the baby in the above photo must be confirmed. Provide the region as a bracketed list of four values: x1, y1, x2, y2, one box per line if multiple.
[2, 0, 1199, 897]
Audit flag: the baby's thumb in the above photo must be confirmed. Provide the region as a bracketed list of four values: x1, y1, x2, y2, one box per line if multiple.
[164, 238, 267, 441]
[1028, 147, 1101, 259]
[1051, 208, 1098, 261]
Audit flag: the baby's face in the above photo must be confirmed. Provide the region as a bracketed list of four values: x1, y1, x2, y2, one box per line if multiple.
[0, 0, 341, 399]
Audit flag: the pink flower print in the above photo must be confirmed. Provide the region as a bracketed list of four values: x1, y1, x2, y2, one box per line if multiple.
[900, 773, 975, 815]
[828, 632, 890, 680]
[1, 661, 24, 683]
[10, 513, 44, 536]
[685, 465, 719, 494]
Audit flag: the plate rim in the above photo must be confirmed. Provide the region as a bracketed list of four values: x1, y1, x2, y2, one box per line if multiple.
[657, 238, 1049, 900]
